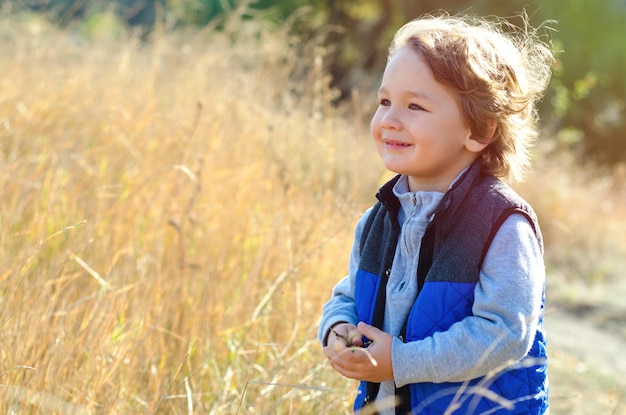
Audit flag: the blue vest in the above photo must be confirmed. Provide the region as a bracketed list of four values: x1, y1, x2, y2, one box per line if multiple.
[354, 161, 548, 414]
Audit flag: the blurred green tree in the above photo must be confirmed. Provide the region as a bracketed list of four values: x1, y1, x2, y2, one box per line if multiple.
[537, 0, 626, 164]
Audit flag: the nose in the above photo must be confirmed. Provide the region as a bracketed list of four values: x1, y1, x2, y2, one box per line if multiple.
[380, 107, 401, 130]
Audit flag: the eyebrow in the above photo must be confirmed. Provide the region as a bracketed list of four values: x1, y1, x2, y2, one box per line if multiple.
[378, 86, 434, 103]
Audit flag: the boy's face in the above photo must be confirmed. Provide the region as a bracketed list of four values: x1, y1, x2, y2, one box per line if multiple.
[371, 47, 486, 193]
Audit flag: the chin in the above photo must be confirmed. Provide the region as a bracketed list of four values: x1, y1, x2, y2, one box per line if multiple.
[382, 162, 408, 176]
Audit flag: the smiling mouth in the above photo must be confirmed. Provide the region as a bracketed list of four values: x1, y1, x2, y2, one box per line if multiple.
[383, 139, 411, 148]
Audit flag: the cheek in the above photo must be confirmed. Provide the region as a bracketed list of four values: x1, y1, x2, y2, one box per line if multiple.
[370, 113, 382, 139]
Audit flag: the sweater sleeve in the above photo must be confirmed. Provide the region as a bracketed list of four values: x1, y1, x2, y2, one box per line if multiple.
[317, 208, 372, 345]
[392, 213, 545, 386]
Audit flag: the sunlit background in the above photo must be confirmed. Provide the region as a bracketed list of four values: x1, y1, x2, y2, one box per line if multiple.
[0, 0, 624, 413]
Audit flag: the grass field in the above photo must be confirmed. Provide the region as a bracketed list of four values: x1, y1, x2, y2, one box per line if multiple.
[1, 10, 624, 414]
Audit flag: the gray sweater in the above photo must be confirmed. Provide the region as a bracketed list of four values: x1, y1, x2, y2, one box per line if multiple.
[318, 174, 545, 414]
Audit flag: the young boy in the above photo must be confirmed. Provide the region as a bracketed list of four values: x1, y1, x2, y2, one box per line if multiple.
[319, 13, 554, 414]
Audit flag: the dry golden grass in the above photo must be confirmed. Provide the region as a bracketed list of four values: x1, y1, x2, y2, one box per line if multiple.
[0, 10, 379, 414]
[518, 145, 626, 285]
[1, 9, 624, 415]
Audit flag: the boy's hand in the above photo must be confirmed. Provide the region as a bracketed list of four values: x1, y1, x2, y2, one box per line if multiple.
[323, 322, 393, 383]
[327, 322, 363, 348]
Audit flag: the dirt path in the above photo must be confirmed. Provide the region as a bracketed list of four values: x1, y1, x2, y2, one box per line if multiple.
[546, 302, 626, 378]
[544, 278, 626, 414]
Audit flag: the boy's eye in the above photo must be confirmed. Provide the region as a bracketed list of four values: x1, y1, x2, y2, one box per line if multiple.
[408, 103, 424, 111]
[379, 98, 391, 106]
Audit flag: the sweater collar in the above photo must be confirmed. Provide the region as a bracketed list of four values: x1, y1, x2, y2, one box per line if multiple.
[376, 159, 485, 234]
[376, 174, 402, 217]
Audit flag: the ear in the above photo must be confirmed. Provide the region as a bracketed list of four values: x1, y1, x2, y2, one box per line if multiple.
[465, 137, 489, 153]
[466, 119, 497, 153]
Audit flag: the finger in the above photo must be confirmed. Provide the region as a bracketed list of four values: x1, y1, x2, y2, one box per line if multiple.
[323, 345, 336, 361]
[331, 323, 352, 337]
[346, 327, 364, 347]
[323, 342, 352, 364]
[327, 350, 349, 374]
[334, 357, 370, 381]
[330, 357, 360, 380]
[342, 346, 376, 367]
[357, 321, 381, 342]
[325, 343, 374, 373]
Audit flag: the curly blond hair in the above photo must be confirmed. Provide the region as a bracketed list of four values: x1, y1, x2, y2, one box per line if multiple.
[388, 12, 554, 182]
